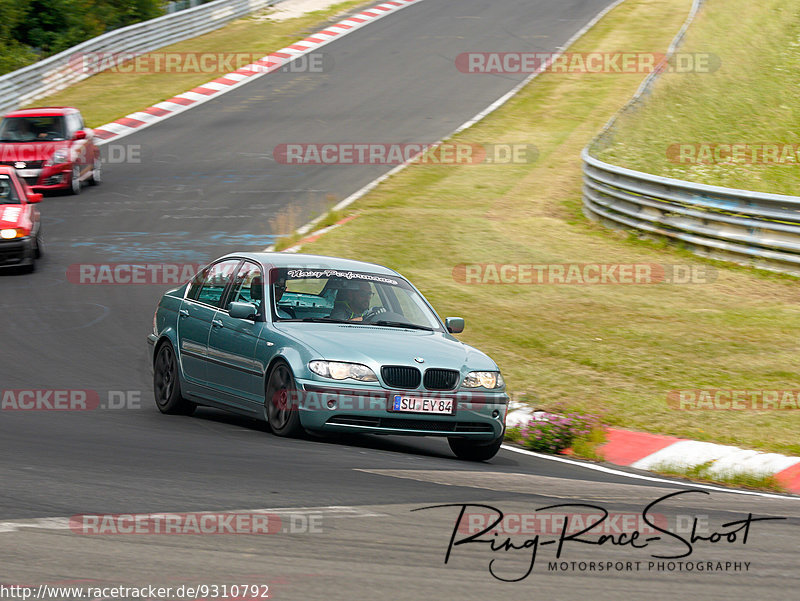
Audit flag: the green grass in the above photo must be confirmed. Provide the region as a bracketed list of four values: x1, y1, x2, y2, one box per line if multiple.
[652, 462, 788, 493]
[29, 0, 373, 128]
[595, 0, 800, 195]
[295, 0, 800, 456]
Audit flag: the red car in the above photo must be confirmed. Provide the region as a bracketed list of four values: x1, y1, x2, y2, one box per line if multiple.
[0, 106, 100, 195]
[0, 166, 42, 271]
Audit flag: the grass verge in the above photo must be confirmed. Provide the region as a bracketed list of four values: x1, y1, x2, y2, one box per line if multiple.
[29, 0, 373, 127]
[651, 462, 788, 493]
[295, 0, 800, 456]
[595, 0, 800, 195]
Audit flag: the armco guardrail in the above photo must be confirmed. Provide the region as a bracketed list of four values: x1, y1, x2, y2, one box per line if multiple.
[582, 151, 800, 275]
[578, 0, 800, 277]
[0, 0, 281, 116]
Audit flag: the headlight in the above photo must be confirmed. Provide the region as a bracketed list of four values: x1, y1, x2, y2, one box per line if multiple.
[0, 228, 25, 239]
[309, 360, 378, 382]
[462, 371, 505, 389]
[45, 149, 70, 166]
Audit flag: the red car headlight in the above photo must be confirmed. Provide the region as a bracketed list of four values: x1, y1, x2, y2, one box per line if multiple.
[45, 149, 70, 166]
[0, 228, 27, 239]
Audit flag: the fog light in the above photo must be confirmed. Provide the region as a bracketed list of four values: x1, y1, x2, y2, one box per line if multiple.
[492, 410, 500, 419]
[327, 399, 337, 409]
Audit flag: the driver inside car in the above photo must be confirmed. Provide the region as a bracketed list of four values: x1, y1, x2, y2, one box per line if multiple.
[330, 281, 375, 321]
[273, 275, 296, 319]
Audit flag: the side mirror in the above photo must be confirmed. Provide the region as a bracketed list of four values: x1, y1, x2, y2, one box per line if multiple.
[73, 130, 87, 140]
[27, 193, 42, 204]
[229, 301, 257, 320]
[445, 317, 465, 334]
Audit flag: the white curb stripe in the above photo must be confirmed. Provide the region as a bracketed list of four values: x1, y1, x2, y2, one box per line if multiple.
[501, 445, 798, 500]
[92, 0, 427, 146]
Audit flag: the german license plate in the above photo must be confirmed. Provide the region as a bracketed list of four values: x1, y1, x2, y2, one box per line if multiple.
[390, 395, 454, 415]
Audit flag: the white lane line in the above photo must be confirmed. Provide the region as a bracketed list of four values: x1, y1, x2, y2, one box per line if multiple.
[501, 445, 800, 500]
[267, 0, 628, 247]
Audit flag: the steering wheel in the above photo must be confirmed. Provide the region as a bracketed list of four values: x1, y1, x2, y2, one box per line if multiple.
[361, 306, 386, 323]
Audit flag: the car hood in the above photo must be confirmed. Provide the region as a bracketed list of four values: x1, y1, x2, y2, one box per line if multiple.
[0, 140, 69, 163]
[275, 322, 497, 371]
[0, 204, 25, 228]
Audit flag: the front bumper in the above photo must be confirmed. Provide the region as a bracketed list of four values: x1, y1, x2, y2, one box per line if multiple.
[17, 166, 70, 190]
[0, 236, 34, 267]
[294, 380, 508, 440]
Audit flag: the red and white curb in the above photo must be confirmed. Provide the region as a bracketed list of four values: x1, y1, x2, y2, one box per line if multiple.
[91, 0, 426, 145]
[506, 405, 800, 494]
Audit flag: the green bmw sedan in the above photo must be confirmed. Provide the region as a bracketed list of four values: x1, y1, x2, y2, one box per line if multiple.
[148, 253, 509, 461]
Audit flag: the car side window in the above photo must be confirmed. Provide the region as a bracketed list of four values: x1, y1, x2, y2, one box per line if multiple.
[185, 268, 208, 302]
[228, 262, 264, 312]
[186, 259, 240, 308]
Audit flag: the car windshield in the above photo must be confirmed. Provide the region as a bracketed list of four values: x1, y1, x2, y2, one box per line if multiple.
[271, 268, 443, 331]
[0, 116, 67, 142]
[0, 175, 19, 204]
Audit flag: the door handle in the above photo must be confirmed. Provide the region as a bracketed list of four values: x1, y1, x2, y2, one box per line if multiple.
[212, 319, 224, 328]
[179, 309, 189, 317]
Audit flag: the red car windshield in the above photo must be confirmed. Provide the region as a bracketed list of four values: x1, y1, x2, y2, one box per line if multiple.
[0, 174, 20, 204]
[0, 116, 67, 142]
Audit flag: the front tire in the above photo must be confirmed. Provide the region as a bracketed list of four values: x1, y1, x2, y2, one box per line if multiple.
[68, 165, 82, 195]
[448, 436, 503, 461]
[265, 361, 302, 437]
[88, 158, 102, 186]
[153, 342, 196, 415]
[33, 231, 42, 259]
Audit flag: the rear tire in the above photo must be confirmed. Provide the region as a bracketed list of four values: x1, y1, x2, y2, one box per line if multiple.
[265, 361, 302, 437]
[448, 435, 503, 461]
[153, 342, 196, 415]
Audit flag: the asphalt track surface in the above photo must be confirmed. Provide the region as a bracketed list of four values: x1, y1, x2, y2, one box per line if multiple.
[0, 1, 798, 599]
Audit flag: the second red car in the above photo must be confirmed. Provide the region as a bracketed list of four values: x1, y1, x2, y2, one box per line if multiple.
[0, 106, 101, 195]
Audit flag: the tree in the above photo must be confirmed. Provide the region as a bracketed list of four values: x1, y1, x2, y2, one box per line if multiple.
[11, 0, 164, 58]
[0, 0, 37, 72]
